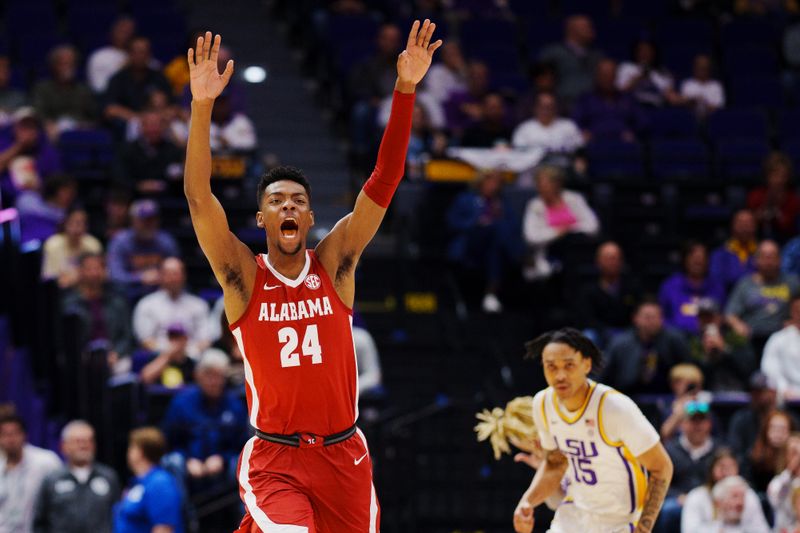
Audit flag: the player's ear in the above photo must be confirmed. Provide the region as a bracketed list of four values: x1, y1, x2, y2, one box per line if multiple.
[256, 211, 264, 229]
[309, 210, 315, 227]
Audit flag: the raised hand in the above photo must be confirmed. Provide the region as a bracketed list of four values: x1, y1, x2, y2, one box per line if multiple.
[188, 31, 234, 103]
[397, 19, 443, 87]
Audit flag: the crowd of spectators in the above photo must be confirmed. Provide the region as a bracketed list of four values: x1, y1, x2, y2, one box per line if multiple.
[3, 0, 800, 532]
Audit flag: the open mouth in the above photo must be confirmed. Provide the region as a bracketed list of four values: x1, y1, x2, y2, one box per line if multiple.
[280, 218, 299, 238]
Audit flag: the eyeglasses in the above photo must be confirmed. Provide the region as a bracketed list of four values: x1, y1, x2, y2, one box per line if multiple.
[685, 401, 710, 417]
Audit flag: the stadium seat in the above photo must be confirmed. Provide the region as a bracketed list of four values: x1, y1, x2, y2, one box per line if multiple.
[595, 19, 645, 59]
[781, 138, 800, 170]
[729, 77, 784, 109]
[715, 138, 771, 184]
[656, 19, 714, 50]
[720, 19, 777, 49]
[661, 44, 710, 81]
[324, 14, 379, 46]
[5, 4, 58, 37]
[524, 21, 563, 58]
[560, 0, 611, 18]
[646, 108, 699, 140]
[724, 46, 779, 79]
[618, 0, 669, 19]
[460, 18, 518, 50]
[586, 140, 646, 180]
[776, 110, 800, 142]
[651, 139, 711, 181]
[67, 4, 119, 35]
[14, 33, 61, 77]
[706, 109, 768, 141]
[58, 129, 115, 173]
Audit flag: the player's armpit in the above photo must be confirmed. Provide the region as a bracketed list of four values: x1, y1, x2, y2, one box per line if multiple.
[186, 194, 255, 308]
[634, 442, 673, 533]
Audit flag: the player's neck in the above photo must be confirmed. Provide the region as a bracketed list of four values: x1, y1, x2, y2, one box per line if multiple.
[267, 247, 307, 280]
[562, 380, 591, 411]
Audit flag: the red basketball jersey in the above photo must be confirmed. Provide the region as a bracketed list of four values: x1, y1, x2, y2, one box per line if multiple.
[229, 250, 358, 435]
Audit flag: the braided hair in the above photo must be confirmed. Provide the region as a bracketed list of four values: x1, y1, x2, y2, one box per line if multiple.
[524, 327, 603, 371]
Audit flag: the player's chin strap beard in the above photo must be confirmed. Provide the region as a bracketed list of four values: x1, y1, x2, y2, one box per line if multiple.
[277, 241, 304, 256]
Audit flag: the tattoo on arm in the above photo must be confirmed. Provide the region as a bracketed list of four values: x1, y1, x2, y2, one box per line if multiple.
[635, 476, 669, 533]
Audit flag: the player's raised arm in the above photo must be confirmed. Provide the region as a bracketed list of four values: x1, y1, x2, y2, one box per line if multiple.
[184, 32, 255, 316]
[633, 442, 673, 533]
[317, 20, 442, 267]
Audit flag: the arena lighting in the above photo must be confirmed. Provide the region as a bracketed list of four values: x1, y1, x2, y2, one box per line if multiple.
[243, 66, 267, 83]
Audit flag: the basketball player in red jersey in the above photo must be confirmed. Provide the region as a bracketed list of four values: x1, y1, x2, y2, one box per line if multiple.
[184, 21, 441, 533]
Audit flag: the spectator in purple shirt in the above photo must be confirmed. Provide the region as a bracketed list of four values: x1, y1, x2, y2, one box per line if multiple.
[16, 174, 76, 243]
[444, 61, 491, 135]
[0, 107, 61, 204]
[573, 58, 645, 143]
[710, 209, 758, 293]
[659, 241, 727, 336]
[106, 200, 179, 292]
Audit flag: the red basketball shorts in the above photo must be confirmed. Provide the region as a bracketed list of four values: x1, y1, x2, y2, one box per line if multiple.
[235, 428, 380, 532]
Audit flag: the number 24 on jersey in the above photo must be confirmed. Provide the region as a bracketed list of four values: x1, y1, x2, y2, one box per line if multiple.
[279, 325, 323, 367]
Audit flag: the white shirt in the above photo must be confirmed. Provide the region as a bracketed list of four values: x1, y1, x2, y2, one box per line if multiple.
[0, 444, 62, 533]
[680, 78, 725, 109]
[767, 469, 800, 532]
[761, 325, 800, 397]
[616, 63, 674, 93]
[132, 289, 211, 358]
[523, 190, 600, 247]
[171, 114, 257, 152]
[512, 118, 584, 154]
[423, 63, 467, 103]
[353, 327, 382, 394]
[41, 234, 103, 281]
[69, 465, 92, 484]
[86, 47, 128, 93]
[377, 90, 445, 129]
[681, 484, 769, 533]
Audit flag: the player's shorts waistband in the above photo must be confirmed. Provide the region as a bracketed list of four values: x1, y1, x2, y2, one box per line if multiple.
[253, 424, 357, 448]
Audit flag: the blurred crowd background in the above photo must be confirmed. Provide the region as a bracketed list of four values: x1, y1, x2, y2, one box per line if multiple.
[1, 0, 800, 531]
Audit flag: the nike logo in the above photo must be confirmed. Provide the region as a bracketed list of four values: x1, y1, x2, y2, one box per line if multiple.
[354, 451, 369, 466]
[264, 284, 281, 290]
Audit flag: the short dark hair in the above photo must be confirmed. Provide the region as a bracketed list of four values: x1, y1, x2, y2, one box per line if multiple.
[635, 297, 661, 314]
[42, 174, 76, 200]
[77, 251, 105, 267]
[129, 427, 167, 464]
[681, 240, 707, 266]
[524, 327, 603, 370]
[0, 414, 26, 433]
[256, 166, 312, 206]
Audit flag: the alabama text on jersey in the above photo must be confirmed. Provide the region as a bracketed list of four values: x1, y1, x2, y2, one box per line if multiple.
[229, 250, 359, 436]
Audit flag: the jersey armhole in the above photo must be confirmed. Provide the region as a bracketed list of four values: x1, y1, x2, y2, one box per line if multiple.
[227, 256, 266, 331]
[597, 389, 623, 448]
[308, 250, 353, 315]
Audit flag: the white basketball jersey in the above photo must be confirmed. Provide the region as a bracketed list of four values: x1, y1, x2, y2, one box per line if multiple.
[535, 381, 649, 522]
